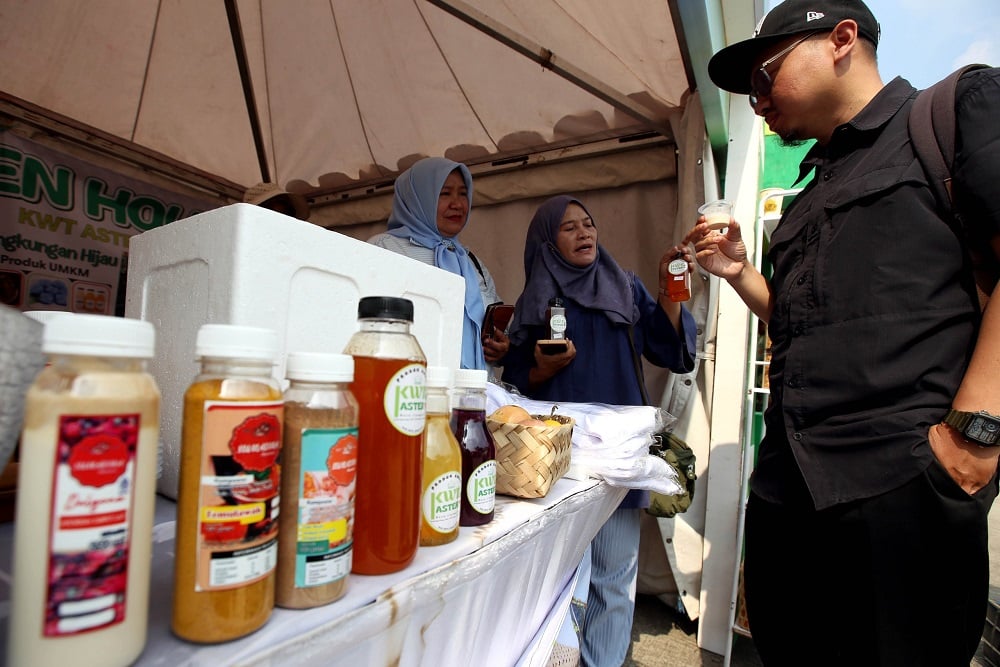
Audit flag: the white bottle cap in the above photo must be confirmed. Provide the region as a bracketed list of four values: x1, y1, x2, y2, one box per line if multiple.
[195, 324, 278, 362]
[43, 314, 155, 359]
[453, 368, 488, 389]
[23, 310, 68, 327]
[426, 365, 452, 388]
[286, 351, 354, 382]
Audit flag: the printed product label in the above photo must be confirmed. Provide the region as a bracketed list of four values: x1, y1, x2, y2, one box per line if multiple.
[668, 258, 687, 275]
[383, 364, 426, 436]
[550, 314, 567, 335]
[45, 413, 140, 637]
[422, 471, 462, 533]
[196, 401, 282, 591]
[296, 427, 357, 588]
[466, 460, 496, 515]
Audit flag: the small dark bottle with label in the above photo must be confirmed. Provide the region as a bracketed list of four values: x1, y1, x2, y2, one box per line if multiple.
[451, 369, 495, 526]
[547, 298, 567, 340]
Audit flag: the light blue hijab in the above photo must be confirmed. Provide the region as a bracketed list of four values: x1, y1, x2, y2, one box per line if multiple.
[387, 157, 486, 370]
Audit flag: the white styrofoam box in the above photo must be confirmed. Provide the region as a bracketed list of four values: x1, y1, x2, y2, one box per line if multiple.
[125, 204, 464, 498]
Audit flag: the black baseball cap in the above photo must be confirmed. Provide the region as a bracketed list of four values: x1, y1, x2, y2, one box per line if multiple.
[708, 0, 880, 94]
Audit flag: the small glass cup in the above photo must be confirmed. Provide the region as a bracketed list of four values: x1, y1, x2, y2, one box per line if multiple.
[698, 199, 733, 231]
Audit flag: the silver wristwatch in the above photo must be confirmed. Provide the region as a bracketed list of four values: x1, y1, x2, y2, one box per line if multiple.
[942, 409, 1000, 446]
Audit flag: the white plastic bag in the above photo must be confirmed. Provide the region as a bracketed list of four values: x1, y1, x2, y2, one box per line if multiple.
[485, 382, 684, 496]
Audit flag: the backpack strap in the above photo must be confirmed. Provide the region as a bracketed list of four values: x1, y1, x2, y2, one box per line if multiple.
[908, 64, 994, 307]
[908, 64, 989, 216]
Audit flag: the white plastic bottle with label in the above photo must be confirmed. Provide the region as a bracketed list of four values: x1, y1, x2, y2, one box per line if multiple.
[9, 313, 160, 667]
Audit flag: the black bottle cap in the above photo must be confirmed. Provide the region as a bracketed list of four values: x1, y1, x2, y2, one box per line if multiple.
[548, 297, 564, 307]
[357, 296, 414, 322]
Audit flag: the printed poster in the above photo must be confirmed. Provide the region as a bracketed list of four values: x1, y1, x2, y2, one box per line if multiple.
[0, 133, 216, 315]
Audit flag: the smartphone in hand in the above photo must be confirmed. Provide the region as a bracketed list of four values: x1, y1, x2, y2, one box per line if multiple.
[483, 303, 515, 338]
[538, 339, 569, 355]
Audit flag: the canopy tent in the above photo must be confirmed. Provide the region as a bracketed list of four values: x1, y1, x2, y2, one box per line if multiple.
[0, 0, 704, 201]
[0, 0, 764, 657]
[0, 0, 727, 387]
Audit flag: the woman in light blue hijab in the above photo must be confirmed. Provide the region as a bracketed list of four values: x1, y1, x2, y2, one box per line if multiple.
[369, 157, 508, 370]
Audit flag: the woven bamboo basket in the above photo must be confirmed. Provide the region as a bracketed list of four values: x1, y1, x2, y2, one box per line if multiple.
[487, 414, 573, 499]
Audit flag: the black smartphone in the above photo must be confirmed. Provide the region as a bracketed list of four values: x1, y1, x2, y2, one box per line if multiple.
[483, 303, 515, 338]
[538, 339, 569, 355]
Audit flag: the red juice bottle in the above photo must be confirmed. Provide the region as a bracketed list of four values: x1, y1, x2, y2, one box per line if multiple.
[450, 369, 495, 526]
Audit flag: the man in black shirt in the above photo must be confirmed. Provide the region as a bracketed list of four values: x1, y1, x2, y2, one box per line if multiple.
[686, 0, 1000, 663]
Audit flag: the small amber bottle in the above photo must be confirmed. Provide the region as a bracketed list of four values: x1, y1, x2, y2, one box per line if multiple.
[665, 252, 691, 302]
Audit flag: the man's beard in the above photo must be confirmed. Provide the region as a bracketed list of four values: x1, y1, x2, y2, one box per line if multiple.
[778, 137, 809, 148]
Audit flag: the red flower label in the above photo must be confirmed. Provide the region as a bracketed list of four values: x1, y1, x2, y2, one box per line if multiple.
[326, 434, 358, 487]
[68, 435, 129, 487]
[229, 413, 281, 472]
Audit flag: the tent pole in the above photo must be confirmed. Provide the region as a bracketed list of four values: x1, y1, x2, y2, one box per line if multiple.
[224, 0, 271, 185]
[425, 0, 673, 139]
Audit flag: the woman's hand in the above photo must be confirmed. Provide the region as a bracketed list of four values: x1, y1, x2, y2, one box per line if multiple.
[482, 328, 510, 363]
[527, 339, 576, 389]
[658, 244, 693, 291]
[656, 244, 690, 329]
[683, 219, 749, 281]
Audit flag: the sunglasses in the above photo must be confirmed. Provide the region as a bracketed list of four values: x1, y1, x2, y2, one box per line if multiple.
[748, 31, 819, 107]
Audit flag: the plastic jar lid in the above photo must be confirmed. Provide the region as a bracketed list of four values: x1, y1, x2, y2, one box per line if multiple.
[43, 314, 155, 359]
[426, 365, 452, 388]
[357, 296, 414, 322]
[196, 324, 278, 362]
[23, 310, 69, 326]
[453, 368, 488, 389]
[286, 351, 354, 382]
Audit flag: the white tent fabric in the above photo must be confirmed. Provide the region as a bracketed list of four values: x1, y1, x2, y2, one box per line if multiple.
[0, 0, 689, 198]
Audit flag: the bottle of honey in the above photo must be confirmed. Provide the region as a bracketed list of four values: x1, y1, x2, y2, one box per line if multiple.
[172, 324, 283, 643]
[666, 252, 691, 302]
[420, 366, 461, 546]
[343, 296, 426, 574]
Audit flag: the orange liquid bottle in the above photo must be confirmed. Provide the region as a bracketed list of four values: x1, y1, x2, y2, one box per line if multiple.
[172, 324, 283, 643]
[666, 252, 690, 302]
[343, 297, 427, 574]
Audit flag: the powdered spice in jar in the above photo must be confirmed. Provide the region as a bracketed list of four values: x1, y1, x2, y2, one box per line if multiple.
[277, 352, 358, 609]
[9, 314, 159, 667]
[172, 325, 283, 643]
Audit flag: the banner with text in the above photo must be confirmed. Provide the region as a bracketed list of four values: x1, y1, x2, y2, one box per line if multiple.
[0, 132, 216, 316]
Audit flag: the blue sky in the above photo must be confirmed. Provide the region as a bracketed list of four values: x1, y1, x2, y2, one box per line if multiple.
[764, 0, 1000, 89]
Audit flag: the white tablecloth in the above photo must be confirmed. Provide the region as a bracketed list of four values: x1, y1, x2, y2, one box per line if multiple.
[0, 477, 625, 667]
